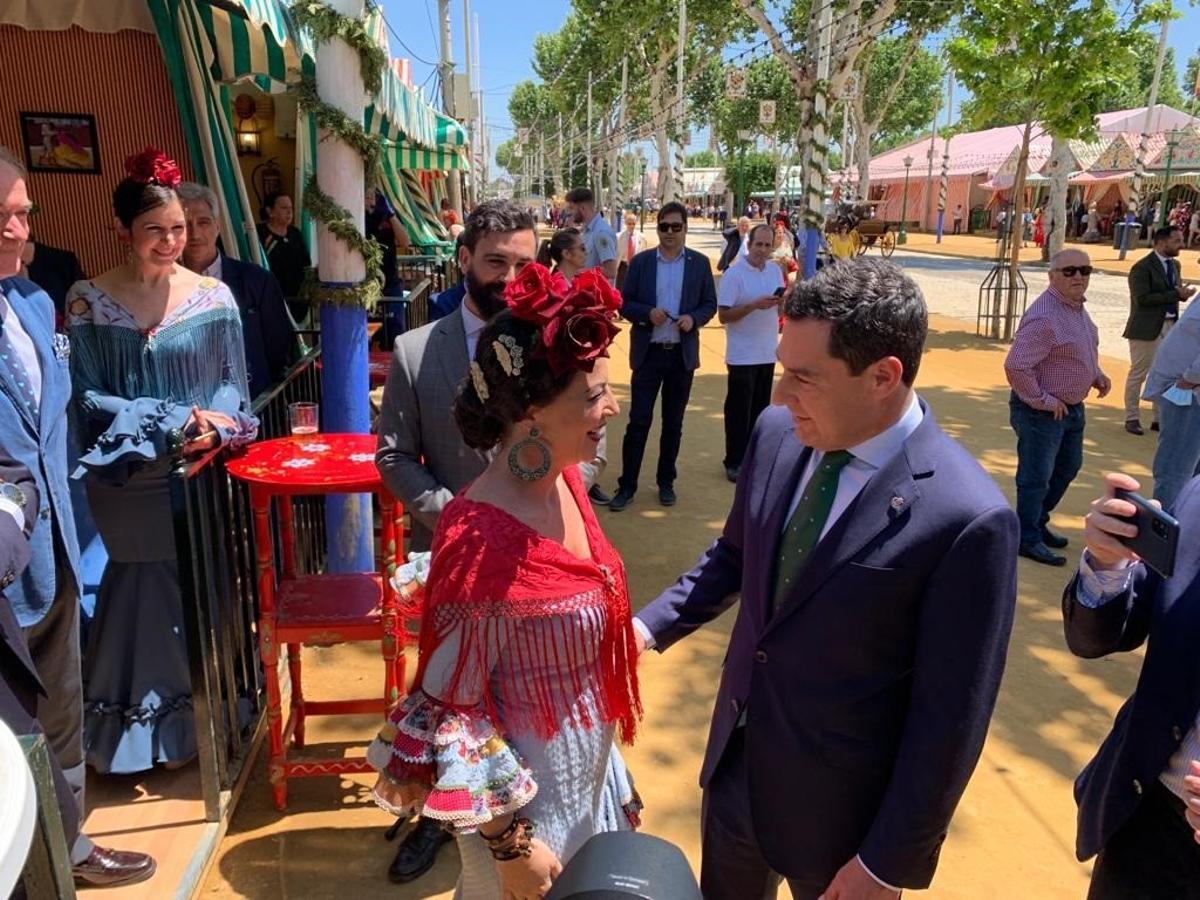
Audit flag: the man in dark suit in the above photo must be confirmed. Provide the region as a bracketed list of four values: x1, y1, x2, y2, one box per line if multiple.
[1123, 225, 1195, 435]
[1063, 470, 1200, 897]
[636, 258, 1019, 898]
[179, 182, 295, 398]
[610, 201, 718, 511]
[717, 215, 751, 272]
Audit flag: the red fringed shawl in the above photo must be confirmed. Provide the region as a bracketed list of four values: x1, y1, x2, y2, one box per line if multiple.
[413, 467, 642, 744]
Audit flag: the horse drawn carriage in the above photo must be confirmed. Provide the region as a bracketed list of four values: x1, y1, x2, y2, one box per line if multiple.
[825, 200, 897, 258]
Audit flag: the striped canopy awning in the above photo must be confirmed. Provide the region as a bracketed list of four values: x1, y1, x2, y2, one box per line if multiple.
[391, 141, 466, 172]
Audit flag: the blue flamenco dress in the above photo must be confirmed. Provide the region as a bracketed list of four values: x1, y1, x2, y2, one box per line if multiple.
[67, 277, 256, 774]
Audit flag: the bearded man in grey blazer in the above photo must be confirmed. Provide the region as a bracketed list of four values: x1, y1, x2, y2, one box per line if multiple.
[374, 198, 539, 882]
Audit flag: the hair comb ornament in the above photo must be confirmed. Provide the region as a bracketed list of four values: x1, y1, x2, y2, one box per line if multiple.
[493, 334, 524, 377]
[469, 361, 490, 401]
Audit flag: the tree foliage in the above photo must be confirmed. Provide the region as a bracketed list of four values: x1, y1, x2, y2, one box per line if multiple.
[856, 35, 944, 153]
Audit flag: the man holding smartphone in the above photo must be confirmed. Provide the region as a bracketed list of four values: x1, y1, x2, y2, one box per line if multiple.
[1063, 471, 1200, 897]
[717, 223, 784, 483]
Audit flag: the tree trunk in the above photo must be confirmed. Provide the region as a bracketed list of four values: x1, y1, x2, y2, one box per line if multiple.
[655, 124, 671, 201]
[1046, 134, 1072, 260]
[1003, 122, 1033, 340]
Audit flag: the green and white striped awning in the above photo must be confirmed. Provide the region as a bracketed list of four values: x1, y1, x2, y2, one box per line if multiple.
[194, 0, 311, 92]
[391, 141, 466, 172]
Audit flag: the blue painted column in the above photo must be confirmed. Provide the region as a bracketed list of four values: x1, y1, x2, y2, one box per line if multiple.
[320, 302, 373, 573]
[936, 210, 946, 243]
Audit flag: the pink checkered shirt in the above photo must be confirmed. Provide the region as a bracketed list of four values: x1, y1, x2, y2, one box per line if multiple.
[1004, 286, 1103, 410]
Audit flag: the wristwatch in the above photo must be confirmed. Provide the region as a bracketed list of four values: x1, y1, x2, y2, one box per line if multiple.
[0, 481, 27, 510]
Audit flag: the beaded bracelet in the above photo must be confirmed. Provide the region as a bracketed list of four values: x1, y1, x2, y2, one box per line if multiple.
[482, 816, 535, 861]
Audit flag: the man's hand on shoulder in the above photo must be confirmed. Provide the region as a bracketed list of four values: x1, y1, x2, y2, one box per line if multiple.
[818, 857, 899, 900]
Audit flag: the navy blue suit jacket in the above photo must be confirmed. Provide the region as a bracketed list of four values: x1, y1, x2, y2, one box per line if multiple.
[1064, 475, 1200, 861]
[620, 246, 717, 372]
[638, 402, 1019, 889]
[220, 255, 295, 399]
[0, 278, 79, 628]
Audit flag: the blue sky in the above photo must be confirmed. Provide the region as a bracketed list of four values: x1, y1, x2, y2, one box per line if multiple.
[378, 0, 1200, 169]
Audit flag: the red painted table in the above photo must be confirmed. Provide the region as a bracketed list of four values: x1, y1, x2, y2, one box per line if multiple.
[227, 434, 404, 810]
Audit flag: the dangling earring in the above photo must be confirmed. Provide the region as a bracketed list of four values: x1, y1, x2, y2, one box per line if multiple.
[508, 427, 551, 481]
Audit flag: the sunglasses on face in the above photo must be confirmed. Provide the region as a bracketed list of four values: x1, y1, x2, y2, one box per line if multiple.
[657, 221, 685, 233]
[1054, 265, 1093, 277]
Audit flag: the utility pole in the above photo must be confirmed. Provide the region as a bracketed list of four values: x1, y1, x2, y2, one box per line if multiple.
[316, 0, 372, 571]
[461, 0, 474, 208]
[437, 0, 463, 216]
[668, 0, 687, 205]
[1121, 2, 1171, 259]
[936, 70, 954, 243]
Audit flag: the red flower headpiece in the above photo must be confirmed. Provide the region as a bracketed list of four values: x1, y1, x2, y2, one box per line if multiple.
[502, 264, 622, 377]
[124, 147, 182, 190]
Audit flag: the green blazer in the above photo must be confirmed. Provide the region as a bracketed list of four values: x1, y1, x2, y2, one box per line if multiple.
[1124, 252, 1181, 341]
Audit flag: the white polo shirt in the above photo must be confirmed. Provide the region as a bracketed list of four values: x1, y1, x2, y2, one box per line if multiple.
[718, 254, 784, 365]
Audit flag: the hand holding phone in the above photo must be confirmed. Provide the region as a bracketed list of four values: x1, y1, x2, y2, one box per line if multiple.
[1113, 489, 1180, 577]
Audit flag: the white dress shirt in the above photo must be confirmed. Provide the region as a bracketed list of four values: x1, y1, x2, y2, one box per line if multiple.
[461, 299, 486, 362]
[1, 293, 42, 406]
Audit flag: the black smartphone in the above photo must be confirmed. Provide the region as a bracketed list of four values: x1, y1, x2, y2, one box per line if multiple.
[773, 287, 786, 297]
[1114, 489, 1180, 578]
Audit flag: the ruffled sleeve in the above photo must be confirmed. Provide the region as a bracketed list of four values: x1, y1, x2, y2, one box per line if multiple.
[366, 691, 537, 831]
[368, 548, 536, 829]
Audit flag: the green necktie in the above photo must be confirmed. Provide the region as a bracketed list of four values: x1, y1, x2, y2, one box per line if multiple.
[772, 449, 854, 614]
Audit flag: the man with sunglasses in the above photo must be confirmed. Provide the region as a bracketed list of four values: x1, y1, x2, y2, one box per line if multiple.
[610, 201, 718, 511]
[1005, 249, 1111, 566]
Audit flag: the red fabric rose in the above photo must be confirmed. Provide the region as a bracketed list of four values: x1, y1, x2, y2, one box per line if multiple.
[503, 263, 566, 325]
[541, 308, 620, 376]
[568, 268, 622, 315]
[124, 147, 182, 189]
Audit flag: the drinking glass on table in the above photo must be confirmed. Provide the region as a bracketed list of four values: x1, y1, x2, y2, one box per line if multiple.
[289, 402, 319, 435]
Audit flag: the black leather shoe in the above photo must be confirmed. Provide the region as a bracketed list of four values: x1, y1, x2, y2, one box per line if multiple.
[588, 484, 612, 505]
[1125, 420, 1144, 436]
[388, 817, 451, 884]
[658, 485, 677, 507]
[725, 466, 739, 483]
[1018, 542, 1067, 567]
[1040, 526, 1069, 549]
[1151, 421, 1160, 432]
[73, 845, 157, 888]
[609, 488, 635, 511]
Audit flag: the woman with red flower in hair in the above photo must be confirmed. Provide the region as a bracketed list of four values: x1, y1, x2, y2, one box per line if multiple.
[367, 263, 642, 899]
[65, 147, 257, 775]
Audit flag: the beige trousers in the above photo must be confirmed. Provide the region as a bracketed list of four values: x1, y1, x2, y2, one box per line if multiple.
[1125, 319, 1175, 422]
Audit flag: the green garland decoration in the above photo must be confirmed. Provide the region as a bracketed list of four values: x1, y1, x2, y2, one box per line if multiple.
[294, 76, 383, 176]
[289, 0, 386, 310]
[290, 0, 385, 96]
[298, 174, 383, 310]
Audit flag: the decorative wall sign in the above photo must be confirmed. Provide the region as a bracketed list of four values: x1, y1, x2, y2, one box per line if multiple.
[759, 100, 777, 126]
[725, 67, 747, 99]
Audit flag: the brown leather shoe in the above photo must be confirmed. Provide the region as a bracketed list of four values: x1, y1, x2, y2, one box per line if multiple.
[73, 845, 157, 888]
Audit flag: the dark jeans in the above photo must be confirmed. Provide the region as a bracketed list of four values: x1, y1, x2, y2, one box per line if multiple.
[1009, 393, 1085, 546]
[1088, 782, 1200, 899]
[952, 220, 962, 234]
[701, 728, 827, 899]
[618, 344, 695, 494]
[724, 364, 775, 469]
